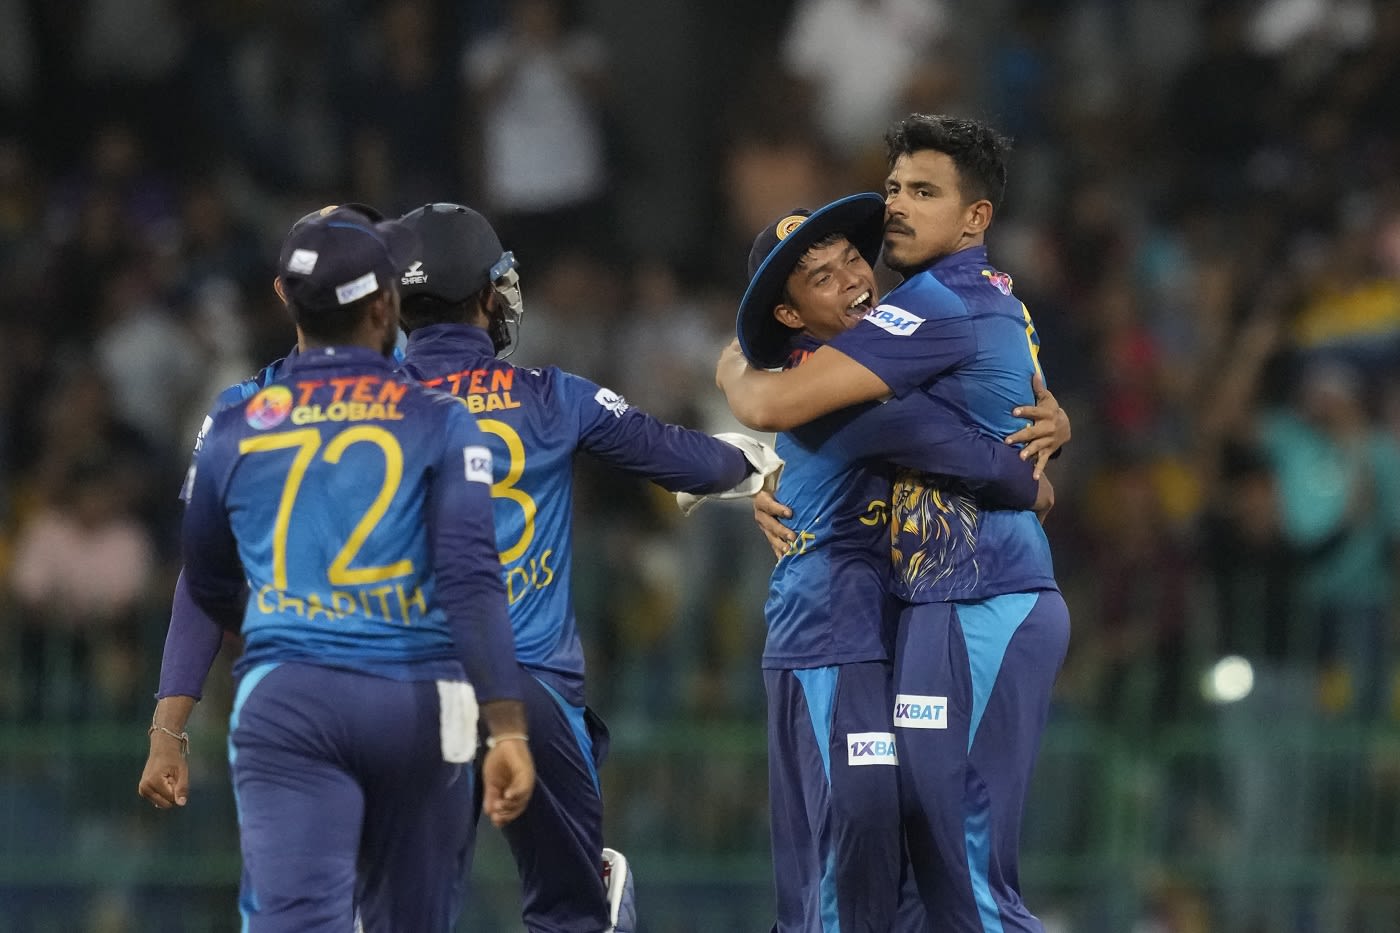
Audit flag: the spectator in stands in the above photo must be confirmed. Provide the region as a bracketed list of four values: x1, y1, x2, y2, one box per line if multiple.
[463, 0, 614, 270]
[8, 453, 155, 720]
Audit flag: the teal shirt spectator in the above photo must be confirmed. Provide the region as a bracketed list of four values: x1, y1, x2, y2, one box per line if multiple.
[1259, 411, 1400, 611]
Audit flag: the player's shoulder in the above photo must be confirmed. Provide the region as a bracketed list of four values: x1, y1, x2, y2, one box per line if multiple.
[893, 268, 970, 314]
[937, 256, 1025, 319]
[521, 363, 608, 415]
[212, 377, 295, 430]
[851, 274, 967, 341]
[211, 381, 254, 413]
[205, 353, 293, 416]
[509, 360, 563, 389]
[197, 385, 273, 470]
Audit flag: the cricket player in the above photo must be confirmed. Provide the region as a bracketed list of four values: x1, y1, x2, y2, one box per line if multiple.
[729, 192, 1063, 933]
[142, 203, 391, 813]
[178, 207, 534, 931]
[717, 115, 1072, 932]
[394, 201, 782, 933]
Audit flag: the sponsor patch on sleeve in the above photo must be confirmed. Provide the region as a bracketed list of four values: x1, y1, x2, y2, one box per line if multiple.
[594, 387, 630, 417]
[464, 445, 493, 484]
[190, 415, 214, 455]
[846, 731, 899, 766]
[864, 304, 925, 336]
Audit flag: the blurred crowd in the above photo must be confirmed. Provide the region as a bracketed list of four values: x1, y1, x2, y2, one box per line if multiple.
[2, 0, 1400, 930]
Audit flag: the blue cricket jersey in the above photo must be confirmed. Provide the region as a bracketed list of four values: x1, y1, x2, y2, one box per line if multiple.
[163, 348, 305, 701]
[399, 324, 751, 678]
[763, 338, 1040, 669]
[829, 246, 1057, 603]
[180, 346, 407, 503]
[181, 346, 519, 701]
[179, 348, 299, 504]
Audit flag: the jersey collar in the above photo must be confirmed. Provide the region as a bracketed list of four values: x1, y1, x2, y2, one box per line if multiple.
[929, 244, 988, 273]
[285, 345, 397, 373]
[404, 323, 495, 359]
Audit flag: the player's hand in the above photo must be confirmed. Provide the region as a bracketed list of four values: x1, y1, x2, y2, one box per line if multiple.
[1033, 474, 1055, 523]
[1004, 373, 1070, 480]
[753, 489, 795, 560]
[715, 338, 749, 391]
[481, 738, 534, 828]
[138, 735, 190, 809]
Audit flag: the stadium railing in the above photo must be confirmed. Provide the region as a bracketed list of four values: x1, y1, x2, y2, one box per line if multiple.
[3, 715, 1400, 931]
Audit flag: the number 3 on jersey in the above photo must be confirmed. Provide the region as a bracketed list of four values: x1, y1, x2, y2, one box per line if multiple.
[475, 418, 536, 564]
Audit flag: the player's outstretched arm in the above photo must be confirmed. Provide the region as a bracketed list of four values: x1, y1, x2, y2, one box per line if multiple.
[674, 432, 784, 516]
[564, 371, 756, 494]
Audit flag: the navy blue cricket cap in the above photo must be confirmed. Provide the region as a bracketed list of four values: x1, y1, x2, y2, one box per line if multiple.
[277, 206, 418, 314]
[277, 202, 386, 263]
[736, 192, 885, 369]
[396, 202, 508, 302]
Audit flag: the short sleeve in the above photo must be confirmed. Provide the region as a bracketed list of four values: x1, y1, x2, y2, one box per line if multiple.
[830, 286, 976, 397]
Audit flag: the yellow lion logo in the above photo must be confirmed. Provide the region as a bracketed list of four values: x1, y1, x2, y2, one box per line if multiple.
[890, 469, 980, 594]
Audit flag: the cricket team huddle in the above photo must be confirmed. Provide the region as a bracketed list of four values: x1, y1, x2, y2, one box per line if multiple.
[136, 113, 1074, 933]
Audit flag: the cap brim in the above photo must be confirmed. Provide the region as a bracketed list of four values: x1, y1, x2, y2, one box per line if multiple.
[736, 192, 885, 369]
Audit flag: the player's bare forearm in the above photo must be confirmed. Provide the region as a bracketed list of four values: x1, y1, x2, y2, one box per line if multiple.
[152, 695, 197, 732]
[480, 698, 528, 739]
[716, 341, 890, 432]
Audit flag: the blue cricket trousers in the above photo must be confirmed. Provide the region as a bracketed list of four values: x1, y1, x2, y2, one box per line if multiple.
[477, 667, 612, 933]
[765, 660, 930, 933]
[228, 662, 476, 933]
[892, 591, 1070, 933]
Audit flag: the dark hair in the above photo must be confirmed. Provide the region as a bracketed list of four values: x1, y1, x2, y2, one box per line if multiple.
[885, 114, 1012, 213]
[781, 231, 850, 306]
[400, 291, 481, 335]
[288, 289, 384, 344]
[797, 231, 847, 262]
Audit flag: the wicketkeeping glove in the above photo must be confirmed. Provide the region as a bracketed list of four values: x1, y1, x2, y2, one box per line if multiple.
[676, 432, 784, 516]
